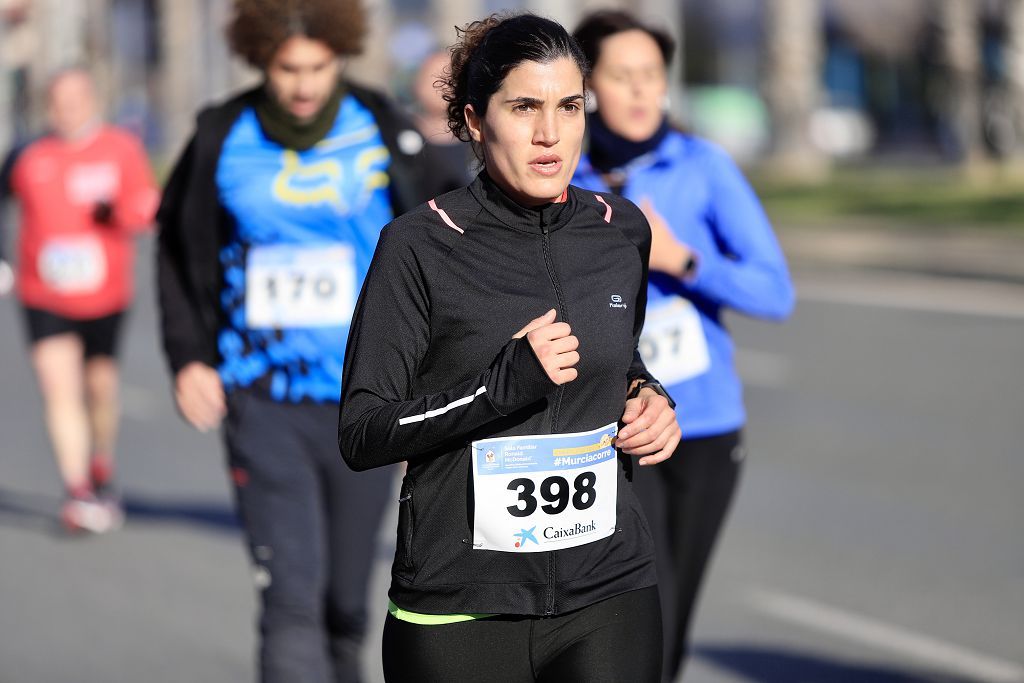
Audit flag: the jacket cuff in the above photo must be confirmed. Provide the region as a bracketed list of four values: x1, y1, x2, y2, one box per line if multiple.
[686, 246, 720, 292]
[484, 336, 558, 415]
[166, 342, 217, 376]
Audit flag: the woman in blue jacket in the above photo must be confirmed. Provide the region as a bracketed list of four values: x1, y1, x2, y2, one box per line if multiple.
[573, 11, 795, 680]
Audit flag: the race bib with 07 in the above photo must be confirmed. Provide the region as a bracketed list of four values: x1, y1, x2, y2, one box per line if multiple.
[471, 422, 618, 553]
[639, 296, 711, 386]
[245, 243, 356, 329]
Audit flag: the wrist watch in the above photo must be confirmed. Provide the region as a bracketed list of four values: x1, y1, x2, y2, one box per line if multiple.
[681, 253, 697, 279]
[627, 380, 676, 409]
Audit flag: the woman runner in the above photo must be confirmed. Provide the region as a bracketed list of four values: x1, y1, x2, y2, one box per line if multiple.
[572, 11, 795, 680]
[339, 13, 680, 682]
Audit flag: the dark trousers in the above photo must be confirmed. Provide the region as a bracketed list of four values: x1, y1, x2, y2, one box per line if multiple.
[633, 430, 744, 681]
[224, 393, 393, 683]
[382, 586, 663, 682]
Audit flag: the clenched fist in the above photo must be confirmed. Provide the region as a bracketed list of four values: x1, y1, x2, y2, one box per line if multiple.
[513, 309, 580, 385]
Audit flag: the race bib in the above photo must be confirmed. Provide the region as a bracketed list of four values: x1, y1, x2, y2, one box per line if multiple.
[639, 296, 711, 385]
[37, 236, 107, 294]
[472, 423, 618, 553]
[245, 244, 356, 329]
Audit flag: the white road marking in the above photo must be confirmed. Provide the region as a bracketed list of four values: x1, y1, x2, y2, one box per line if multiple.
[748, 588, 1024, 683]
[796, 272, 1024, 320]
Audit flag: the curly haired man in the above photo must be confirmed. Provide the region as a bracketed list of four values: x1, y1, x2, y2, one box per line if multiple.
[156, 2, 464, 680]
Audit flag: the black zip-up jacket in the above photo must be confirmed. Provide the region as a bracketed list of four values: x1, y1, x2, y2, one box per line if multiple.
[156, 82, 464, 375]
[338, 173, 659, 616]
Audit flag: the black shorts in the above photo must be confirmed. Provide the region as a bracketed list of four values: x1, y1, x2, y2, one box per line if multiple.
[22, 307, 125, 358]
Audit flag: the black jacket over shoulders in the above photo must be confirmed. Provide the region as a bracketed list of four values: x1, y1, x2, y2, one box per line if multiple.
[339, 173, 659, 616]
[156, 82, 464, 375]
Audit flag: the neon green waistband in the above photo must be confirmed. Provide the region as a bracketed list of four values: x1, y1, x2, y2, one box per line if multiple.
[387, 600, 497, 625]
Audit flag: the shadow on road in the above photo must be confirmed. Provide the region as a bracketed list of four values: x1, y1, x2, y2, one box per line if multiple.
[122, 495, 240, 534]
[0, 487, 241, 536]
[0, 487, 62, 534]
[695, 644, 977, 683]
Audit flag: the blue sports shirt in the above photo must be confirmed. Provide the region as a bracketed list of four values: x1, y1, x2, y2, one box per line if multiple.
[216, 95, 393, 403]
[574, 131, 795, 438]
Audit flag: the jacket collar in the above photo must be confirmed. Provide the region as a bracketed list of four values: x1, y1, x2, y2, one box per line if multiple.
[577, 129, 682, 179]
[469, 171, 576, 235]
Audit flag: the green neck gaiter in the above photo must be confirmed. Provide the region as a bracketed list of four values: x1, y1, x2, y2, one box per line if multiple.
[255, 82, 345, 151]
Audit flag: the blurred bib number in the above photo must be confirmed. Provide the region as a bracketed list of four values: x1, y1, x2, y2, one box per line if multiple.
[245, 244, 356, 329]
[37, 236, 107, 294]
[472, 423, 618, 553]
[639, 296, 711, 385]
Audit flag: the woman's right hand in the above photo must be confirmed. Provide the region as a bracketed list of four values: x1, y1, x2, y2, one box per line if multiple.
[641, 198, 693, 278]
[513, 309, 580, 385]
[174, 361, 226, 432]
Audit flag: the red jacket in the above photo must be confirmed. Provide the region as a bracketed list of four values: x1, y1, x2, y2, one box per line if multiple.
[12, 125, 158, 318]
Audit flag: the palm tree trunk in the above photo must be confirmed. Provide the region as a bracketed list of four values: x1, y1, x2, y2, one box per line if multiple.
[763, 0, 828, 179]
[1004, 0, 1024, 160]
[937, 0, 984, 165]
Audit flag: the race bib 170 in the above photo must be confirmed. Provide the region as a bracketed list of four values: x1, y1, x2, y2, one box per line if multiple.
[471, 423, 619, 553]
[245, 243, 356, 329]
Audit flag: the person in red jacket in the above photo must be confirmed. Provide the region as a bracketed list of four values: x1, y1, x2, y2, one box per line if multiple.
[0, 67, 158, 533]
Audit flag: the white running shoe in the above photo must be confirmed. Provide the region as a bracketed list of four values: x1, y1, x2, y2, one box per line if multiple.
[61, 495, 124, 534]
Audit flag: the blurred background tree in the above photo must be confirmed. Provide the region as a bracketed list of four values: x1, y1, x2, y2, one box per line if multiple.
[5, 0, 1024, 207]
[763, 0, 828, 179]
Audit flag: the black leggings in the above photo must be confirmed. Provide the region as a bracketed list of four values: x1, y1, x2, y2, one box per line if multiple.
[382, 586, 662, 682]
[224, 393, 394, 683]
[633, 430, 744, 681]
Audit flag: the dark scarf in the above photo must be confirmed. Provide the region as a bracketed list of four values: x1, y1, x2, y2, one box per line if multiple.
[255, 83, 345, 151]
[586, 113, 670, 174]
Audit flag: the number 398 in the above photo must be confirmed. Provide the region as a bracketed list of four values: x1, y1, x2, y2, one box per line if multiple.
[506, 472, 597, 518]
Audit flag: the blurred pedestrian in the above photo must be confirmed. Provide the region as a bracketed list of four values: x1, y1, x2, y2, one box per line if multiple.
[411, 49, 473, 185]
[339, 13, 679, 682]
[0, 153, 18, 296]
[155, 1, 463, 681]
[572, 10, 796, 681]
[0, 67, 158, 534]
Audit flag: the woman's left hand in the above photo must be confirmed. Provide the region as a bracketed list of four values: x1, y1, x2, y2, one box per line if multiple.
[641, 198, 692, 278]
[617, 387, 681, 466]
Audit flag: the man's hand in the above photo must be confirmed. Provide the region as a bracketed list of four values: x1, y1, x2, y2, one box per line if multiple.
[513, 308, 580, 385]
[641, 198, 693, 278]
[617, 387, 680, 466]
[92, 201, 115, 226]
[174, 361, 226, 432]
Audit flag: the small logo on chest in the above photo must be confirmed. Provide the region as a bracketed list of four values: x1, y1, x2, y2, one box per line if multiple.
[609, 294, 628, 310]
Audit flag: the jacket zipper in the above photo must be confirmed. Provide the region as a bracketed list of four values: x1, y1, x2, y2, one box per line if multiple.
[539, 217, 567, 615]
[539, 219, 569, 430]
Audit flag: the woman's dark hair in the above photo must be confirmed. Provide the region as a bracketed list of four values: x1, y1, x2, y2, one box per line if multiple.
[442, 13, 590, 142]
[573, 10, 675, 71]
[227, 0, 366, 69]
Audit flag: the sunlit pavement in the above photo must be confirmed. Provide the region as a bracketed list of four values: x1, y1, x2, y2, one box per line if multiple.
[1, 236, 1021, 683]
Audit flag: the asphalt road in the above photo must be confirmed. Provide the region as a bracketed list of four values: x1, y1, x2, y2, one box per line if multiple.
[0, 240, 1021, 683]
